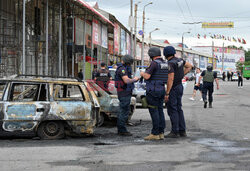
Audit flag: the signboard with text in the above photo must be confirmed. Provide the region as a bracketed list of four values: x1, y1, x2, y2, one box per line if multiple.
[92, 19, 100, 45]
[202, 22, 234, 28]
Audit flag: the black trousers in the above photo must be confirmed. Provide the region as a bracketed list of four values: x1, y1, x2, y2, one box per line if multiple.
[238, 77, 243, 87]
[202, 82, 214, 103]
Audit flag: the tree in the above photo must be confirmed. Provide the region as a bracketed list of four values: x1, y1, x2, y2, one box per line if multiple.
[245, 51, 250, 61]
[236, 60, 250, 72]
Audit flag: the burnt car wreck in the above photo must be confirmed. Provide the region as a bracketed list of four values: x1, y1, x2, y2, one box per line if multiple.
[0, 75, 100, 139]
[86, 81, 136, 126]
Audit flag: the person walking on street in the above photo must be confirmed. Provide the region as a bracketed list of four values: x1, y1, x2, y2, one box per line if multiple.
[189, 68, 203, 101]
[95, 62, 112, 92]
[115, 55, 139, 136]
[92, 65, 98, 80]
[164, 46, 192, 138]
[222, 72, 226, 81]
[231, 71, 234, 81]
[227, 71, 231, 81]
[238, 71, 243, 88]
[198, 65, 219, 108]
[140, 47, 168, 140]
[77, 69, 83, 81]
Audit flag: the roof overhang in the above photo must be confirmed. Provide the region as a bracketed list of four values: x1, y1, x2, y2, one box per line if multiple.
[76, 0, 114, 27]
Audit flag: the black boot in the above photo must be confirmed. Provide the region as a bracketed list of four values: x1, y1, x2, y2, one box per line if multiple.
[204, 101, 207, 108]
[209, 102, 212, 108]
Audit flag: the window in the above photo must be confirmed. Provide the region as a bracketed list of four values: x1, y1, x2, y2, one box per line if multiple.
[53, 84, 85, 101]
[9, 83, 47, 102]
[0, 83, 6, 100]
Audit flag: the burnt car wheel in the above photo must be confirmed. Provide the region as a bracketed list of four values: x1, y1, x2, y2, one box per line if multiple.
[37, 121, 64, 140]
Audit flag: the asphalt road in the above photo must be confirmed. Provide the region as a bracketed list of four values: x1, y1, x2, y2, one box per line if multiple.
[1, 80, 250, 171]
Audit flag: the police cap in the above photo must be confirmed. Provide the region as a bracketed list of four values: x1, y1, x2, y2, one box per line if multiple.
[163, 46, 176, 58]
[207, 65, 213, 71]
[101, 62, 106, 67]
[148, 47, 161, 58]
[122, 54, 134, 65]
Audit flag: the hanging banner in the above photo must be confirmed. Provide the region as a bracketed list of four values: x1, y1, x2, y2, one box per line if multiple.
[92, 19, 100, 45]
[101, 25, 108, 48]
[108, 40, 114, 55]
[126, 32, 131, 55]
[202, 22, 234, 28]
[120, 29, 126, 55]
[114, 23, 120, 53]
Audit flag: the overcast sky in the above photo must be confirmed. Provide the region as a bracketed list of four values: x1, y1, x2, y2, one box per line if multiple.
[86, 0, 250, 50]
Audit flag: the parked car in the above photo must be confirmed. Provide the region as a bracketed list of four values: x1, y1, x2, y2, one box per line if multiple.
[133, 78, 187, 105]
[0, 75, 100, 139]
[213, 69, 223, 79]
[232, 72, 238, 81]
[86, 81, 136, 126]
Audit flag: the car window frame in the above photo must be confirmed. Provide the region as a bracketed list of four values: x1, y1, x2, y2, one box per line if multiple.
[7, 82, 48, 102]
[0, 81, 7, 101]
[53, 83, 86, 101]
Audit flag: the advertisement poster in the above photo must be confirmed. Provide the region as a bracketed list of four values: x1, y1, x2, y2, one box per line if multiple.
[120, 29, 126, 55]
[101, 25, 108, 48]
[186, 53, 194, 65]
[114, 23, 120, 53]
[108, 40, 114, 55]
[193, 54, 199, 67]
[126, 32, 131, 55]
[200, 57, 205, 69]
[85, 21, 92, 49]
[92, 19, 100, 45]
[136, 43, 141, 60]
[75, 18, 84, 45]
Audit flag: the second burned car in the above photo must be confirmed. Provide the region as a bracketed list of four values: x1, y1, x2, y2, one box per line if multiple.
[87, 81, 136, 126]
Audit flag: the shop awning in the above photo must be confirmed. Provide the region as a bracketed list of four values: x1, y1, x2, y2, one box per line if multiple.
[76, 0, 114, 27]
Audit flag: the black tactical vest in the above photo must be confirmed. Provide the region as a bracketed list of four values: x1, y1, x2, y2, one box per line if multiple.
[96, 69, 110, 82]
[146, 59, 168, 91]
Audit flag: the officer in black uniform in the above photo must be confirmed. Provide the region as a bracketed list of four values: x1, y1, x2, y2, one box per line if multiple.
[95, 62, 112, 92]
[164, 46, 192, 138]
[115, 55, 139, 136]
[198, 65, 219, 108]
[140, 47, 168, 140]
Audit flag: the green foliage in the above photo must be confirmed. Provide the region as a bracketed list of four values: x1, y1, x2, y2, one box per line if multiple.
[245, 51, 250, 61]
[236, 60, 250, 72]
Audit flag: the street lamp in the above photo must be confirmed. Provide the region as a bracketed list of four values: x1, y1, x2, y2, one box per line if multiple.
[149, 28, 159, 47]
[141, 2, 153, 66]
[182, 31, 190, 59]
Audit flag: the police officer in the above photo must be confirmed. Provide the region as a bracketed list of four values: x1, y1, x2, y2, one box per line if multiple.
[115, 55, 139, 136]
[95, 62, 112, 92]
[164, 46, 192, 138]
[198, 65, 219, 108]
[140, 47, 168, 140]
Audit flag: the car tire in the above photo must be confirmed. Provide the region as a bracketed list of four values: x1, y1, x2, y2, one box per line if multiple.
[37, 121, 65, 140]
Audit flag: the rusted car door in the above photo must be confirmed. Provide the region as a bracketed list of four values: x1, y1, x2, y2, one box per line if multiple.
[2, 82, 50, 132]
[50, 83, 98, 134]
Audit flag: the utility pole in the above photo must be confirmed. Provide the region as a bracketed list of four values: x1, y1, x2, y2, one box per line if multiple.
[133, 2, 139, 64]
[22, 0, 26, 75]
[181, 31, 190, 59]
[222, 42, 224, 71]
[212, 41, 214, 68]
[130, 0, 133, 56]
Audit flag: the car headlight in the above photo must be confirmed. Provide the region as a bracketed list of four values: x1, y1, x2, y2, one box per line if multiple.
[110, 99, 120, 107]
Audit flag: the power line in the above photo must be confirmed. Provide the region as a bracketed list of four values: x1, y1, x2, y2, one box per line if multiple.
[184, 0, 194, 21]
[175, 0, 186, 19]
